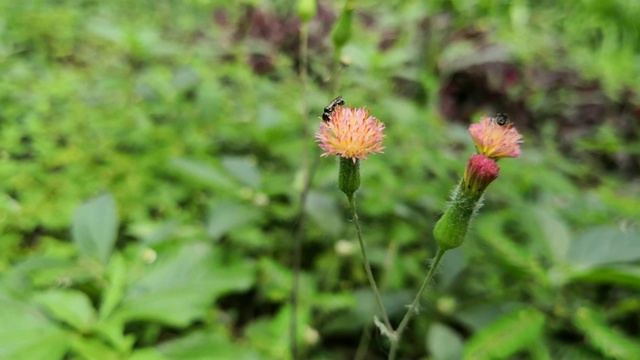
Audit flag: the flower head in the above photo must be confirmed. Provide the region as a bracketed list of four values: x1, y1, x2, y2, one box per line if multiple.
[316, 107, 385, 162]
[463, 154, 500, 196]
[468, 115, 523, 159]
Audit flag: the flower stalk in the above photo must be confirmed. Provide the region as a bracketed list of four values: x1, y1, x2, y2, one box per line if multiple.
[346, 192, 394, 336]
[317, 102, 392, 336]
[388, 247, 446, 360]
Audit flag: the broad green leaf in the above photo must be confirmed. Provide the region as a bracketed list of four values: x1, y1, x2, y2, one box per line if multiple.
[157, 330, 263, 360]
[573, 307, 640, 360]
[566, 227, 640, 268]
[244, 305, 297, 360]
[463, 308, 545, 360]
[454, 302, 521, 332]
[476, 215, 546, 282]
[32, 289, 96, 333]
[99, 252, 128, 320]
[129, 348, 167, 360]
[94, 316, 135, 354]
[170, 157, 235, 189]
[112, 243, 254, 327]
[0, 296, 70, 360]
[569, 265, 640, 289]
[258, 257, 293, 302]
[207, 201, 261, 241]
[70, 335, 121, 360]
[306, 190, 343, 237]
[428, 323, 463, 360]
[72, 193, 119, 264]
[531, 207, 571, 261]
[221, 156, 262, 188]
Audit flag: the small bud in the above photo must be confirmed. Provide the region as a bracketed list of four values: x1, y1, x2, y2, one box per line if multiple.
[338, 157, 360, 198]
[331, 6, 353, 50]
[462, 154, 500, 196]
[296, 0, 317, 22]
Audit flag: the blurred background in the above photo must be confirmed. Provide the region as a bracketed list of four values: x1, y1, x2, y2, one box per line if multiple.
[1, 0, 639, 359]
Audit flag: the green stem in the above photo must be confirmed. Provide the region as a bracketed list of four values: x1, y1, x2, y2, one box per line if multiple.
[347, 195, 394, 335]
[290, 21, 311, 360]
[354, 241, 397, 360]
[388, 247, 447, 360]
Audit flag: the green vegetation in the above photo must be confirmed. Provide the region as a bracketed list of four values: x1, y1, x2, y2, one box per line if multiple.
[1, 0, 639, 359]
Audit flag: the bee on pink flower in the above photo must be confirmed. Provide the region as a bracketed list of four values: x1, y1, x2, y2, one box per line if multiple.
[468, 114, 523, 159]
[315, 106, 386, 162]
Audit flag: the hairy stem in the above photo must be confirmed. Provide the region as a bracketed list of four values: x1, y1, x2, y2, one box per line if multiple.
[347, 195, 394, 335]
[388, 247, 447, 360]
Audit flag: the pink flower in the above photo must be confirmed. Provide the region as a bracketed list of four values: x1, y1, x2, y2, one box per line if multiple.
[316, 107, 385, 161]
[468, 115, 523, 159]
[463, 154, 500, 195]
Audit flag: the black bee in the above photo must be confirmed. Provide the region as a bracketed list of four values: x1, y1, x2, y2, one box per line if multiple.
[321, 96, 345, 122]
[494, 113, 512, 126]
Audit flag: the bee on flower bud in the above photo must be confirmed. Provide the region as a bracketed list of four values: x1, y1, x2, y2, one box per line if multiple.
[321, 96, 345, 122]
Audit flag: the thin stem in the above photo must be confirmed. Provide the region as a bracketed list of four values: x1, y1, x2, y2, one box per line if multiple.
[331, 51, 342, 95]
[388, 247, 447, 360]
[354, 325, 372, 360]
[354, 241, 397, 360]
[290, 21, 311, 360]
[347, 195, 394, 335]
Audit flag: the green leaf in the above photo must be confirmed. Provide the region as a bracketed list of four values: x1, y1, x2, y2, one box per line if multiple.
[573, 307, 640, 359]
[112, 242, 254, 327]
[476, 215, 546, 282]
[32, 289, 97, 333]
[221, 156, 262, 188]
[566, 227, 640, 268]
[70, 335, 121, 360]
[129, 348, 167, 360]
[244, 305, 296, 360]
[170, 157, 235, 189]
[428, 323, 463, 360]
[306, 190, 343, 237]
[207, 201, 261, 241]
[72, 193, 119, 264]
[569, 265, 640, 289]
[157, 330, 263, 360]
[463, 308, 545, 360]
[258, 257, 293, 302]
[531, 207, 571, 261]
[93, 315, 135, 354]
[99, 252, 128, 320]
[0, 295, 70, 360]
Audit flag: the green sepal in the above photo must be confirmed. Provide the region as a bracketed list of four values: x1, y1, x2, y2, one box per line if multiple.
[338, 157, 360, 198]
[433, 181, 483, 250]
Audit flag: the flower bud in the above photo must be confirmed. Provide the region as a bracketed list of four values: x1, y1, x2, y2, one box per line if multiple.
[462, 154, 500, 197]
[433, 155, 499, 250]
[296, 0, 317, 22]
[338, 157, 360, 198]
[331, 6, 353, 49]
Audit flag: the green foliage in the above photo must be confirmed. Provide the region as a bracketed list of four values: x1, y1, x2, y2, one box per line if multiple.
[574, 307, 640, 360]
[464, 308, 545, 360]
[1, 0, 639, 359]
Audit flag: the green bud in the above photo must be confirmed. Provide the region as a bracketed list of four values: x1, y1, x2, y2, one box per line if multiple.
[433, 182, 483, 250]
[338, 157, 360, 198]
[331, 6, 353, 50]
[296, 0, 317, 22]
